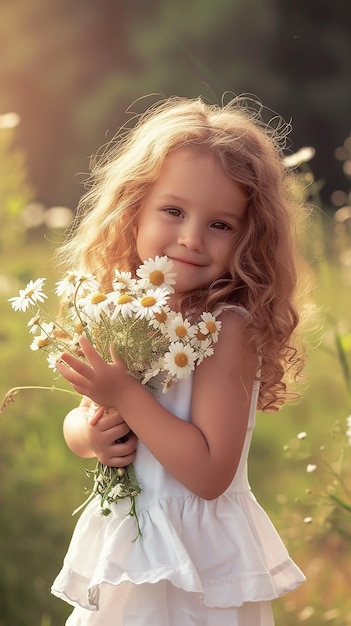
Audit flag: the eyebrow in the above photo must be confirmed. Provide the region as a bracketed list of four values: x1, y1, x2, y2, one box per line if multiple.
[160, 194, 244, 223]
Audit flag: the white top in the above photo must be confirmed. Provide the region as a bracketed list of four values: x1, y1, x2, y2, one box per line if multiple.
[52, 306, 305, 614]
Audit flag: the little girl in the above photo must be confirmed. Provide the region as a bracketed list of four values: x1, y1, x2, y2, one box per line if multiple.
[51, 96, 308, 625]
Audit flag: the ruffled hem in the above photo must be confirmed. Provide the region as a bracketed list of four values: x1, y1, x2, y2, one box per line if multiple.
[51, 491, 305, 612]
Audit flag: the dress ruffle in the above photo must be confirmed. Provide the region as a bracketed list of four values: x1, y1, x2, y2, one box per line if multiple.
[52, 481, 305, 612]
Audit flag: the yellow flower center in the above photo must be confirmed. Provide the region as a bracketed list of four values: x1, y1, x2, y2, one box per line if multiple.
[141, 296, 157, 308]
[154, 309, 167, 323]
[175, 325, 187, 338]
[117, 294, 133, 305]
[174, 352, 188, 368]
[149, 270, 165, 286]
[205, 320, 217, 334]
[196, 330, 207, 341]
[38, 338, 50, 348]
[91, 292, 107, 304]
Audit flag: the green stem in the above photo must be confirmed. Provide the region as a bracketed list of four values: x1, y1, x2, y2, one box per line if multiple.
[0, 385, 80, 414]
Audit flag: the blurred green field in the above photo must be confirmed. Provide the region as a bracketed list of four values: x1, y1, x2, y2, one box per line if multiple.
[1, 215, 350, 625]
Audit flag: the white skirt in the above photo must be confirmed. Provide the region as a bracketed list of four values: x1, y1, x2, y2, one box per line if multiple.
[65, 579, 274, 626]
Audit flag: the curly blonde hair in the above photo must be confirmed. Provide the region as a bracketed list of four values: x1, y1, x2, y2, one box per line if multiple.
[56, 95, 311, 411]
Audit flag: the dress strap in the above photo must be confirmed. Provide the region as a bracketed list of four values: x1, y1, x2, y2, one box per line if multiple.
[213, 303, 251, 320]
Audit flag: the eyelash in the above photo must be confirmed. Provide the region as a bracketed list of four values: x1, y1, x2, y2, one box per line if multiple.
[163, 208, 233, 231]
[211, 221, 232, 231]
[165, 207, 182, 217]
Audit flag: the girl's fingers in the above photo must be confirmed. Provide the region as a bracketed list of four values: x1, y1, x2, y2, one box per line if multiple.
[55, 360, 89, 393]
[88, 405, 104, 426]
[109, 343, 119, 364]
[108, 452, 136, 467]
[79, 336, 105, 368]
[58, 352, 92, 377]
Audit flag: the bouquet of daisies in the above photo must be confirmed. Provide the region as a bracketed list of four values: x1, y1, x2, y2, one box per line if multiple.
[3, 256, 221, 535]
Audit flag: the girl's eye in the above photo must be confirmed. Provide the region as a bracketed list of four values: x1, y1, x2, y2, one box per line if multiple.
[211, 221, 232, 231]
[165, 207, 182, 217]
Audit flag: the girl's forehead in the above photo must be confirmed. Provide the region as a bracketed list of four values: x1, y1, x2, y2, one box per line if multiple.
[147, 147, 248, 218]
[157, 147, 222, 182]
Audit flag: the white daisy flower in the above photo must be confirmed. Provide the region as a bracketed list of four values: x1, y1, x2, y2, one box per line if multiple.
[163, 342, 196, 379]
[47, 352, 59, 371]
[112, 270, 137, 293]
[134, 287, 169, 320]
[165, 313, 196, 343]
[27, 312, 42, 334]
[194, 337, 214, 364]
[198, 312, 221, 343]
[306, 464, 317, 473]
[149, 305, 171, 332]
[109, 484, 125, 499]
[109, 293, 137, 320]
[78, 291, 113, 322]
[30, 322, 55, 350]
[142, 367, 161, 385]
[136, 256, 176, 293]
[297, 431, 307, 440]
[69, 332, 83, 349]
[346, 415, 351, 445]
[9, 278, 47, 312]
[161, 373, 175, 394]
[55, 271, 99, 298]
[141, 356, 164, 385]
[65, 300, 85, 326]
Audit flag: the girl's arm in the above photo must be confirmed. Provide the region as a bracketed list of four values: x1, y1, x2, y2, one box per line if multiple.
[56, 312, 256, 499]
[63, 397, 138, 467]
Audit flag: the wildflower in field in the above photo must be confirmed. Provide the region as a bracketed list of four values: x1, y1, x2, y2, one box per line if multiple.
[297, 431, 307, 440]
[306, 464, 317, 473]
[282, 146, 315, 169]
[346, 415, 351, 445]
[298, 605, 315, 621]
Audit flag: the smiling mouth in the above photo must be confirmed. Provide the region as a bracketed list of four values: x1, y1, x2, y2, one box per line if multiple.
[170, 257, 204, 267]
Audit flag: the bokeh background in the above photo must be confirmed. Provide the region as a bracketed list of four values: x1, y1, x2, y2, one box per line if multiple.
[1, 1, 350, 625]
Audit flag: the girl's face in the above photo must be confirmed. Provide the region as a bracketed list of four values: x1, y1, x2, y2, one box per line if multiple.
[136, 148, 248, 295]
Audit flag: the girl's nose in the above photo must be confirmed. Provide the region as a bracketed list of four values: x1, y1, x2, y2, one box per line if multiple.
[178, 222, 203, 251]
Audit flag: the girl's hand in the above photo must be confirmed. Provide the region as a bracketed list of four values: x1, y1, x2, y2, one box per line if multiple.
[56, 336, 136, 409]
[86, 404, 137, 467]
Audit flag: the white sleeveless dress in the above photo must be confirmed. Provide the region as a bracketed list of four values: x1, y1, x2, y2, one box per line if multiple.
[51, 307, 305, 625]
